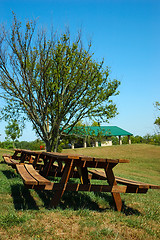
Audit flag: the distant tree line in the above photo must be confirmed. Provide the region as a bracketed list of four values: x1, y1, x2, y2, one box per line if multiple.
[0, 133, 160, 150]
[121, 134, 160, 145]
[0, 139, 45, 150]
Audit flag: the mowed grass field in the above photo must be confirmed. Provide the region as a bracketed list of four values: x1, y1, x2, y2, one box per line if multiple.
[0, 144, 160, 240]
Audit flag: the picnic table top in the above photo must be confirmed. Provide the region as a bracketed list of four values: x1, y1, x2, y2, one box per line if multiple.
[14, 148, 130, 163]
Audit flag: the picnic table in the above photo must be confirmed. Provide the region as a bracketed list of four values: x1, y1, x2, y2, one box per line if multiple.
[3, 149, 160, 211]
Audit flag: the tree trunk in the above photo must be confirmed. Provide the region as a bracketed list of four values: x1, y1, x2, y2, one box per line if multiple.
[53, 136, 60, 152]
[52, 125, 60, 152]
[45, 140, 52, 152]
[45, 136, 60, 152]
[44, 124, 60, 152]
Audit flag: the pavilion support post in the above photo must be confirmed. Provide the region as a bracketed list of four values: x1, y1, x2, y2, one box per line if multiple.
[71, 142, 74, 149]
[95, 140, 98, 147]
[119, 136, 122, 145]
[83, 138, 87, 148]
[128, 135, 131, 144]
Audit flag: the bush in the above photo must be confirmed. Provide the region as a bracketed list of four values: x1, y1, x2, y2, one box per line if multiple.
[0, 139, 46, 150]
[111, 136, 119, 145]
[131, 135, 143, 144]
[143, 134, 160, 145]
[15, 139, 45, 150]
[153, 134, 160, 145]
[0, 141, 13, 149]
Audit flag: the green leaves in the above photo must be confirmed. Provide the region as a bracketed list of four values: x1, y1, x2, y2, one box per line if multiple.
[154, 101, 160, 129]
[5, 119, 22, 146]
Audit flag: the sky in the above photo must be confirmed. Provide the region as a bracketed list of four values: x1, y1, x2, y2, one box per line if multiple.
[0, 0, 160, 141]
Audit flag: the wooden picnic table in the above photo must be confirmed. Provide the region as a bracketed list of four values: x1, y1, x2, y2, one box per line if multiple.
[39, 151, 130, 211]
[3, 149, 160, 211]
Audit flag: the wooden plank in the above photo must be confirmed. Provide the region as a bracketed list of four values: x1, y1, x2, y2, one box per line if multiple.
[88, 169, 160, 189]
[3, 156, 12, 164]
[73, 161, 116, 169]
[115, 177, 160, 189]
[3, 156, 19, 166]
[3, 154, 11, 158]
[16, 165, 38, 185]
[24, 164, 51, 185]
[80, 157, 129, 163]
[88, 169, 107, 179]
[149, 184, 160, 189]
[28, 181, 148, 193]
[45, 183, 127, 192]
[125, 186, 148, 193]
[66, 184, 127, 193]
[29, 183, 127, 192]
[115, 176, 149, 187]
[41, 151, 80, 160]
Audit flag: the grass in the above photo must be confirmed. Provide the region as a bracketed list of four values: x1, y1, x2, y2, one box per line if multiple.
[0, 144, 160, 240]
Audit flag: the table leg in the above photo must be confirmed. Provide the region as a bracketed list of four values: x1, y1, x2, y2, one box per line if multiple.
[49, 159, 74, 208]
[41, 158, 54, 177]
[12, 150, 19, 160]
[46, 159, 55, 177]
[33, 154, 40, 168]
[105, 165, 123, 212]
[28, 155, 33, 163]
[77, 167, 90, 184]
[20, 152, 26, 163]
[57, 160, 63, 172]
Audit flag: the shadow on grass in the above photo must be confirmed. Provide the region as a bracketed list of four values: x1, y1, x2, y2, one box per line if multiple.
[0, 161, 5, 164]
[10, 182, 141, 215]
[122, 204, 141, 216]
[11, 184, 39, 210]
[36, 190, 107, 211]
[36, 190, 141, 215]
[94, 192, 142, 216]
[2, 170, 18, 179]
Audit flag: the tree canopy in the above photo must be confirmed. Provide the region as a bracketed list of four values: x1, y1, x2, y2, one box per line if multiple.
[5, 119, 22, 147]
[0, 15, 120, 151]
[154, 101, 160, 129]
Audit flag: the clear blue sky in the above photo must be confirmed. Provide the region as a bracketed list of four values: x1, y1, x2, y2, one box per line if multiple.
[0, 0, 160, 141]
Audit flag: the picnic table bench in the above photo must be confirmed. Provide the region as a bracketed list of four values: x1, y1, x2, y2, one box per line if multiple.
[88, 169, 160, 193]
[3, 149, 160, 212]
[3, 149, 43, 170]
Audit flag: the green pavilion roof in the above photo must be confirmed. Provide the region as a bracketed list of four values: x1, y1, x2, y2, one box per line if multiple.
[67, 126, 133, 137]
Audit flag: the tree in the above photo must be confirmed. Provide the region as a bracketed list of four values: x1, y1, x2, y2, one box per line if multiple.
[5, 119, 22, 148]
[91, 120, 100, 127]
[0, 14, 120, 152]
[154, 101, 160, 129]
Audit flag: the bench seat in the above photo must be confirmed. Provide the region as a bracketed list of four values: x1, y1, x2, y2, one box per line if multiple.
[3, 153, 44, 171]
[16, 164, 128, 194]
[16, 164, 52, 190]
[88, 169, 160, 193]
[3, 155, 19, 168]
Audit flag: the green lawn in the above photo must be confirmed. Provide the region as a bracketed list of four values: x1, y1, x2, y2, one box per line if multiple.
[0, 144, 160, 240]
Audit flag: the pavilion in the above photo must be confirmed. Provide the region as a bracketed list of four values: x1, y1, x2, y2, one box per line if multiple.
[69, 126, 133, 149]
